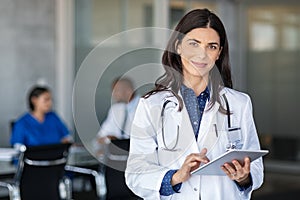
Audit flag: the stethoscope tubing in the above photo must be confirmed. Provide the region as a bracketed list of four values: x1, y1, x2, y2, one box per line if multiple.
[161, 94, 232, 151]
[161, 100, 179, 151]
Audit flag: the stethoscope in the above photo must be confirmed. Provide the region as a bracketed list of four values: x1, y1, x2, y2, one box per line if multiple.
[161, 100, 179, 151]
[161, 94, 240, 151]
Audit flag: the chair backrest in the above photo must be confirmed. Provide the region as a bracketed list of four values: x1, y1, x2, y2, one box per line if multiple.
[104, 139, 137, 200]
[16, 143, 72, 200]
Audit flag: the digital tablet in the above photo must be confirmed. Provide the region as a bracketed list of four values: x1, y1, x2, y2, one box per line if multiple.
[191, 149, 269, 176]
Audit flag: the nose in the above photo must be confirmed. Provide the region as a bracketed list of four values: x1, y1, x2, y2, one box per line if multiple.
[197, 46, 207, 59]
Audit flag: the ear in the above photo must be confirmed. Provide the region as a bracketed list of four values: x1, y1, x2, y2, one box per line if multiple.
[175, 40, 182, 55]
[31, 96, 38, 108]
[216, 46, 223, 60]
[31, 96, 37, 103]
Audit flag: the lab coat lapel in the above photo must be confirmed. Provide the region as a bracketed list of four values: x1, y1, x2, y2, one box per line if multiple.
[179, 104, 199, 153]
[197, 102, 220, 149]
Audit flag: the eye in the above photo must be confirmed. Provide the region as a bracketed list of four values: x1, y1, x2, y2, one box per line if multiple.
[208, 44, 218, 50]
[188, 41, 199, 47]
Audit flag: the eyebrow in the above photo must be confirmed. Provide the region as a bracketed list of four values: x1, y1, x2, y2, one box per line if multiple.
[187, 38, 220, 46]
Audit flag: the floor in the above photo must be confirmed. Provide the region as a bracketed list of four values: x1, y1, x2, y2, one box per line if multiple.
[74, 170, 300, 200]
[252, 171, 300, 200]
[1, 171, 299, 200]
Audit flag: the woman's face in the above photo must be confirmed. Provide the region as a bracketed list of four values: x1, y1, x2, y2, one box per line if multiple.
[177, 27, 222, 84]
[32, 92, 52, 113]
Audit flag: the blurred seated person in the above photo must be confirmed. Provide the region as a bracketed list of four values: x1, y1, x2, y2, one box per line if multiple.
[96, 77, 140, 144]
[10, 85, 72, 148]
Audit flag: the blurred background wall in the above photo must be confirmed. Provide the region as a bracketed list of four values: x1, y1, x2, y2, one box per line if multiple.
[0, 0, 300, 199]
[0, 0, 57, 146]
[0, 0, 74, 146]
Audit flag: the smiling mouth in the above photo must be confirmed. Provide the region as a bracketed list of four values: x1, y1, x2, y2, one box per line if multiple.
[191, 61, 207, 68]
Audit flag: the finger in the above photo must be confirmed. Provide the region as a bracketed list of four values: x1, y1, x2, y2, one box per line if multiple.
[196, 155, 209, 163]
[232, 160, 242, 171]
[200, 148, 207, 156]
[189, 161, 201, 171]
[187, 153, 206, 159]
[244, 157, 251, 172]
[223, 163, 237, 178]
[221, 166, 236, 179]
[187, 161, 198, 168]
[221, 166, 230, 175]
[224, 162, 236, 172]
[185, 153, 200, 163]
[181, 160, 200, 175]
[199, 148, 209, 163]
[183, 155, 200, 168]
[186, 153, 209, 163]
[232, 160, 246, 179]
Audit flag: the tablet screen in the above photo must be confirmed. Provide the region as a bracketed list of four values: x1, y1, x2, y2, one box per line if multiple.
[191, 149, 269, 176]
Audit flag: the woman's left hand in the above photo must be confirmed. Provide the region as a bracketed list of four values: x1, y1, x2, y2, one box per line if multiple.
[221, 157, 251, 186]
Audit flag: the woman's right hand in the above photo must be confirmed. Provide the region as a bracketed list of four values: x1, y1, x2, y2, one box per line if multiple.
[171, 148, 209, 186]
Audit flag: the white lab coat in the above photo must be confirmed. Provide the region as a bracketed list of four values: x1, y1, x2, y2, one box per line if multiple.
[125, 87, 264, 200]
[97, 95, 140, 139]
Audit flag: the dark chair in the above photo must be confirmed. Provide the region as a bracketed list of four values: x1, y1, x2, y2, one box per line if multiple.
[0, 143, 72, 200]
[64, 164, 104, 199]
[104, 139, 140, 200]
[21, 143, 73, 200]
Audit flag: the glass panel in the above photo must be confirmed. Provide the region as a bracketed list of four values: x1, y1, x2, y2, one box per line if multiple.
[92, 0, 122, 45]
[250, 22, 277, 51]
[247, 6, 300, 159]
[282, 25, 300, 50]
[75, 0, 160, 128]
[169, 0, 216, 29]
[246, 5, 300, 199]
[91, 0, 153, 46]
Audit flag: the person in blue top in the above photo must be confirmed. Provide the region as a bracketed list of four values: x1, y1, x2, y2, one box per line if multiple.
[10, 85, 72, 147]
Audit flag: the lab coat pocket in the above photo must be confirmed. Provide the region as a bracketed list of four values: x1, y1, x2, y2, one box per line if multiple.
[226, 127, 243, 150]
[202, 124, 219, 153]
[205, 130, 228, 159]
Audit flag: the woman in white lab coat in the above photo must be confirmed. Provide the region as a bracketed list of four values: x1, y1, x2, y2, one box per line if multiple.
[125, 8, 264, 200]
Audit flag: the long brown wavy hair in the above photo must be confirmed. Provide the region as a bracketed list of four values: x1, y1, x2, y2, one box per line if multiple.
[144, 8, 233, 113]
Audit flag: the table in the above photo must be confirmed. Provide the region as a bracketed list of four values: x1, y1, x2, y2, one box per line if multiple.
[67, 145, 99, 166]
[0, 148, 18, 176]
[0, 148, 18, 162]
